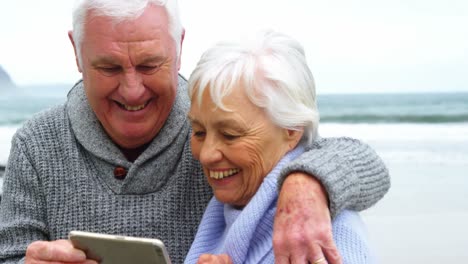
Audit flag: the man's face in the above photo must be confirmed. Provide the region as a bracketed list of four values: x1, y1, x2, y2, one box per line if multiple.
[71, 5, 181, 149]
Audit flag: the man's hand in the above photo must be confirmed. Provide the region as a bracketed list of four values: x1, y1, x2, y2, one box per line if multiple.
[197, 254, 233, 264]
[25, 239, 97, 264]
[273, 173, 342, 264]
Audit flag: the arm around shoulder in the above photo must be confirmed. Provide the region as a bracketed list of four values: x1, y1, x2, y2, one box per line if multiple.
[279, 137, 391, 218]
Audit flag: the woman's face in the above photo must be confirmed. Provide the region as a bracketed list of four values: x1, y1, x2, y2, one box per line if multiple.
[189, 85, 296, 207]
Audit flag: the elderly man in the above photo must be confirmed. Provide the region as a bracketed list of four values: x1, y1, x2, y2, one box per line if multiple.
[0, 0, 390, 264]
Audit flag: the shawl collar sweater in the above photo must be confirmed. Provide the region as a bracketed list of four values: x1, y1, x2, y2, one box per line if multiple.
[0, 76, 213, 263]
[67, 77, 190, 194]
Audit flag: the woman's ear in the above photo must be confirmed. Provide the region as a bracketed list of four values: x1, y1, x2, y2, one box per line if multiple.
[284, 128, 304, 150]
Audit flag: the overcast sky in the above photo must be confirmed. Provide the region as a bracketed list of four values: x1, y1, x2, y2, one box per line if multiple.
[0, 0, 467, 93]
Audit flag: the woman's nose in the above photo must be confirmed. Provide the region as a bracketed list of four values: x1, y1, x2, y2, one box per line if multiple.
[199, 138, 223, 165]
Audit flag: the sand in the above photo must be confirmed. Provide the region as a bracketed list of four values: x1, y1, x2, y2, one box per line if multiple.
[362, 162, 468, 263]
[317, 123, 468, 263]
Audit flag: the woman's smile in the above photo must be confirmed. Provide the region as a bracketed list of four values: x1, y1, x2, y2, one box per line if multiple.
[207, 168, 240, 179]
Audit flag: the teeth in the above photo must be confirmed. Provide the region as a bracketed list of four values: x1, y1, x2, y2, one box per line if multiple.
[124, 104, 146, 111]
[209, 169, 240, 179]
[115, 100, 149, 111]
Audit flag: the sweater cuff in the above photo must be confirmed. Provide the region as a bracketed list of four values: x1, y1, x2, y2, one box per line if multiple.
[278, 148, 358, 219]
[279, 137, 390, 219]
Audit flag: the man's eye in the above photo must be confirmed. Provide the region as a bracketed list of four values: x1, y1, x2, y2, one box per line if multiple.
[98, 66, 122, 76]
[137, 65, 159, 75]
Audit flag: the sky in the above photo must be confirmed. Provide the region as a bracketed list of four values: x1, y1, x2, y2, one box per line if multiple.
[0, 0, 467, 94]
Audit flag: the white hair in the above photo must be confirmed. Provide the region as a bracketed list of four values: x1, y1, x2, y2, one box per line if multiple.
[71, 0, 183, 66]
[188, 30, 320, 145]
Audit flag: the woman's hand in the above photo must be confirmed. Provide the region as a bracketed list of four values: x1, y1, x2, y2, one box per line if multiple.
[197, 254, 233, 264]
[274, 173, 342, 264]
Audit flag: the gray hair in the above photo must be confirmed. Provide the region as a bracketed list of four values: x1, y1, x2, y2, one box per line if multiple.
[188, 30, 320, 145]
[71, 0, 183, 66]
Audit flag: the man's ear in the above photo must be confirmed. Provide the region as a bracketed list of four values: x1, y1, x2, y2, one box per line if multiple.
[68, 30, 82, 73]
[177, 29, 185, 71]
[284, 128, 304, 150]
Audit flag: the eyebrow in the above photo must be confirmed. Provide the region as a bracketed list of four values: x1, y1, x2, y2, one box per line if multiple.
[187, 114, 246, 131]
[139, 55, 166, 64]
[91, 56, 119, 66]
[187, 114, 204, 127]
[91, 55, 166, 67]
[215, 119, 242, 129]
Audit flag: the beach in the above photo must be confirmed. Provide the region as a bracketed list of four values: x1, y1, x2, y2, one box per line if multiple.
[320, 123, 468, 263]
[364, 162, 468, 263]
[1, 120, 468, 263]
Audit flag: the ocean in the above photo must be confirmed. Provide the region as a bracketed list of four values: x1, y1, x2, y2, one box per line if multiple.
[0, 84, 69, 127]
[1, 85, 468, 263]
[1, 86, 468, 164]
[319, 92, 468, 123]
[2, 85, 468, 126]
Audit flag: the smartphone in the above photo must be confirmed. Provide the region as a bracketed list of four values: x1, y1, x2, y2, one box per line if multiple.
[68, 231, 171, 264]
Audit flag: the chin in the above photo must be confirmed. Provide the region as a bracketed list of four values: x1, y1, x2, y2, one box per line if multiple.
[120, 127, 154, 142]
[113, 133, 149, 149]
[214, 195, 231, 204]
[214, 196, 244, 208]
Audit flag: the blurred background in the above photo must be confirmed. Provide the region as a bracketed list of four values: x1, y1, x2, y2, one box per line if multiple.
[1, 0, 467, 262]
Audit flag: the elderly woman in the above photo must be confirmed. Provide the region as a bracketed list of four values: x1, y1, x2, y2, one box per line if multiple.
[184, 31, 374, 264]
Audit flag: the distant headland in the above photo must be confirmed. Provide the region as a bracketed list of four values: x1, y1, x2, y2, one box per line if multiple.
[0, 65, 15, 88]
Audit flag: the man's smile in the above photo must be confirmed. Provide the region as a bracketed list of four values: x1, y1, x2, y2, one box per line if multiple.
[114, 99, 152, 112]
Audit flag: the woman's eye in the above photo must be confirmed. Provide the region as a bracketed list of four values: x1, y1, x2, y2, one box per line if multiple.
[193, 131, 206, 138]
[223, 133, 239, 140]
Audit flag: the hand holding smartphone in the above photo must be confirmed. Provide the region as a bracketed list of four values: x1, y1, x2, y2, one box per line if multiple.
[69, 231, 171, 264]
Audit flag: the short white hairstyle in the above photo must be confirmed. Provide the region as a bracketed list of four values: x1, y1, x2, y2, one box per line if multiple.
[188, 30, 320, 145]
[71, 0, 183, 66]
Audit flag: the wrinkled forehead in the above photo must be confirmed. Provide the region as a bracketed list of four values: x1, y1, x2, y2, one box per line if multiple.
[196, 81, 259, 115]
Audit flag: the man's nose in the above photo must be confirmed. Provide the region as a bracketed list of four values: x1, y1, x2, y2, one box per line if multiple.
[120, 69, 145, 102]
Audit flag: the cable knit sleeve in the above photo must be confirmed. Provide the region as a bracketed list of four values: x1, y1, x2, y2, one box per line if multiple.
[279, 137, 390, 218]
[0, 133, 48, 263]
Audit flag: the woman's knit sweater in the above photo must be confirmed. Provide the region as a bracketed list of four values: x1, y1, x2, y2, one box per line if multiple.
[185, 148, 374, 264]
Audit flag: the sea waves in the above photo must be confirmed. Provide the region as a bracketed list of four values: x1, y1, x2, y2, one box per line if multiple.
[320, 113, 468, 123]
